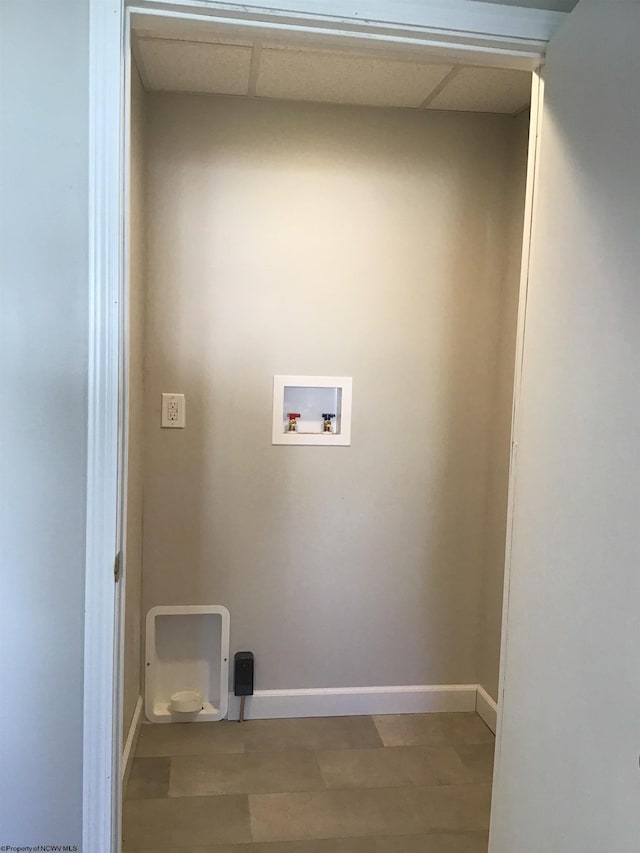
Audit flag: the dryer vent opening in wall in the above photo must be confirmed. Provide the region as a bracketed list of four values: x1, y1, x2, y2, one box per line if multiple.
[145, 605, 230, 723]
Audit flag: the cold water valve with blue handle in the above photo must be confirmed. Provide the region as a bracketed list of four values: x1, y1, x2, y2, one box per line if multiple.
[322, 413, 336, 433]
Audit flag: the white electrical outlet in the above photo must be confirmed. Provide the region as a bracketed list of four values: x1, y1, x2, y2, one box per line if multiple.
[161, 393, 185, 428]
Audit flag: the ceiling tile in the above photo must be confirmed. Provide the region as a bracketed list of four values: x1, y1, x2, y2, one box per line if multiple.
[256, 48, 453, 108]
[428, 66, 531, 114]
[138, 38, 253, 95]
[134, 18, 253, 47]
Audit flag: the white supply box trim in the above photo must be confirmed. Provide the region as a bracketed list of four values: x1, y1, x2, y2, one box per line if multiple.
[228, 683, 478, 720]
[272, 375, 353, 446]
[475, 685, 498, 734]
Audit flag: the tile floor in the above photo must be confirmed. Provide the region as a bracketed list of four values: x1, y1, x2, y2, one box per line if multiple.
[123, 712, 494, 852]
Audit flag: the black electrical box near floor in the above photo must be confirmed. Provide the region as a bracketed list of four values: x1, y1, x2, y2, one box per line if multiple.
[234, 651, 254, 697]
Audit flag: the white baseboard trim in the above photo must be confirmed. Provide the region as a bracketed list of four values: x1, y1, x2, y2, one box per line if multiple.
[227, 684, 478, 721]
[475, 685, 498, 734]
[122, 695, 143, 789]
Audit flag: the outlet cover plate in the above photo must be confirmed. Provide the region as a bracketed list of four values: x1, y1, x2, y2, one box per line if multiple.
[161, 393, 186, 428]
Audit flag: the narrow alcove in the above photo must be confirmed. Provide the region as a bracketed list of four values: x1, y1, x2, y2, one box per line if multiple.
[122, 16, 532, 849]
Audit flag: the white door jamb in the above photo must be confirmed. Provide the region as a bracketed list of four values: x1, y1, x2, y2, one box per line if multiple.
[489, 68, 546, 853]
[84, 2, 125, 853]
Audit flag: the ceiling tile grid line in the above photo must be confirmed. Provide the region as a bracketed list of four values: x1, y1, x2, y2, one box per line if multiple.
[247, 41, 263, 97]
[419, 66, 462, 109]
[131, 35, 152, 90]
[429, 65, 532, 113]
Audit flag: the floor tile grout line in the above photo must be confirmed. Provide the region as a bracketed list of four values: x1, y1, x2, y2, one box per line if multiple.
[126, 780, 493, 805]
[134, 733, 494, 755]
[133, 713, 492, 757]
[127, 752, 493, 801]
[132, 742, 494, 761]
[142, 781, 490, 802]
[245, 780, 493, 797]
[129, 742, 494, 767]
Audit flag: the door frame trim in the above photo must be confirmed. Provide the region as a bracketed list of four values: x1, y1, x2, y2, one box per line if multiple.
[84, 2, 553, 851]
[84, 2, 125, 853]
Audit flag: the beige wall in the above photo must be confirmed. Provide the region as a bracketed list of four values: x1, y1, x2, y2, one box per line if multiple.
[141, 93, 525, 691]
[123, 66, 147, 738]
[479, 109, 529, 702]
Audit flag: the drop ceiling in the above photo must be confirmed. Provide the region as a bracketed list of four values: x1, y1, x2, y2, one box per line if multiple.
[134, 28, 533, 116]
